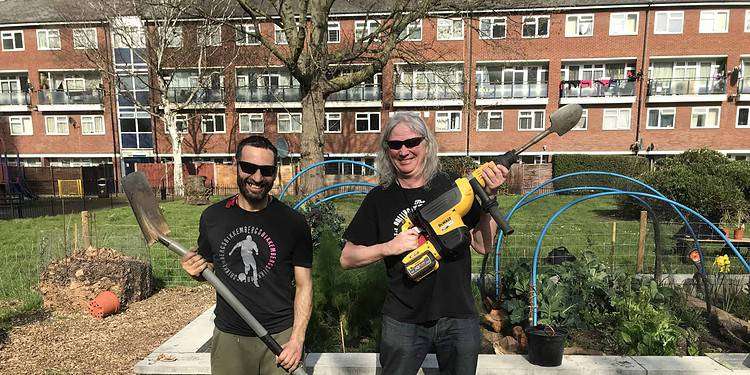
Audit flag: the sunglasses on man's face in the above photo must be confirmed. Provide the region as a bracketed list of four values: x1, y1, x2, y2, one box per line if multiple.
[385, 137, 424, 150]
[238, 161, 277, 177]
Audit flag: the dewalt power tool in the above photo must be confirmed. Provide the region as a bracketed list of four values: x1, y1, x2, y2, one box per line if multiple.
[401, 104, 583, 282]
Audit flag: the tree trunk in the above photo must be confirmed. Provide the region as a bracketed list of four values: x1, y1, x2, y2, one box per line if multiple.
[164, 107, 184, 197]
[299, 87, 326, 196]
[686, 295, 750, 349]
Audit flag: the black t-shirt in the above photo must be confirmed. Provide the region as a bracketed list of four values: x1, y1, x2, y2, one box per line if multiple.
[343, 172, 482, 323]
[197, 195, 313, 336]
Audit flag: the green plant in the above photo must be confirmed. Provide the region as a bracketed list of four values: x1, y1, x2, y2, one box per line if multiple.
[552, 154, 650, 193]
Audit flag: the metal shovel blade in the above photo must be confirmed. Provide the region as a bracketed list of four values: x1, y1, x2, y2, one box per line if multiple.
[122, 171, 171, 245]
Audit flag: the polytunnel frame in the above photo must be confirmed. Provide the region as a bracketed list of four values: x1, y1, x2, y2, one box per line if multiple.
[278, 159, 377, 208]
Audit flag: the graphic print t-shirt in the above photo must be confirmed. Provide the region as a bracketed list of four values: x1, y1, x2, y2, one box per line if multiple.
[343, 172, 482, 323]
[197, 195, 312, 336]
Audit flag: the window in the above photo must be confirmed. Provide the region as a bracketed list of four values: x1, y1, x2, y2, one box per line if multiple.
[274, 25, 287, 44]
[81, 115, 105, 135]
[119, 112, 152, 149]
[700, 10, 729, 33]
[278, 113, 302, 133]
[477, 111, 503, 131]
[167, 114, 189, 134]
[355, 112, 380, 133]
[610, 12, 639, 35]
[566, 14, 594, 37]
[602, 109, 631, 130]
[201, 114, 225, 133]
[522, 16, 549, 38]
[45, 116, 69, 135]
[239, 113, 264, 133]
[437, 18, 463, 40]
[691, 107, 720, 128]
[73, 28, 98, 49]
[36, 29, 61, 50]
[647, 108, 676, 129]
[435, 111, 461, 132]
[327, 22, 340, 43]
[1, 30, 24, 51]
[401, 20, 422, 41]
[518, 110, 544, 131]
[162, 26, 182, 48]
[197, 25, 221, 46]
[654, 11, 683, 34]
[573, 109, 588, 130]
[479, 17, 506, 39]
[325, 113, 342, 133]
[236, 25, 260, 46]
[355, 20, 379, 42]
[9, 116, 32, 135]
[746, 10, 750, 32]
[737, 107, 749, 128]
[324, 157, 375, 176]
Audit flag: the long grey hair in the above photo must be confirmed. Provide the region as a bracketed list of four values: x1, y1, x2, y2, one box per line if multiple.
[376, 112, 440, 188]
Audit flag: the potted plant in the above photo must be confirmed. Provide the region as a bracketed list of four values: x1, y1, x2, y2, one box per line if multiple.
[733, 207, 747, 240]
[525, 282, 569, 367]
[719, 210, 732, 237]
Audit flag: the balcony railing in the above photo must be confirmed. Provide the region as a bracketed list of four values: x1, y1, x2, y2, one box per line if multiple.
[560, 79, 636, 98]
[394, 83, 464, 100]
[166, 87, 225, 104]
[647, 77, 726, 96]
[0, 91, 29, 106]
[235, 86, 301, 102]
[740, 78, 750, 94]
[477, 82, 548, 99]
[327, 84, 381, 101]
[37, 90, 103, 105]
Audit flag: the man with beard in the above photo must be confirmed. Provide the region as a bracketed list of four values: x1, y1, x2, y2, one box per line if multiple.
[181, 135, 313, 375]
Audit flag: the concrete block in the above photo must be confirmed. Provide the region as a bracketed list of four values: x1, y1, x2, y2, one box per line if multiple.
[134, 353, 211, 374]
[151, 305, 215, 354]
[706, 353, 750, 373]
[633, 356, 732, 375]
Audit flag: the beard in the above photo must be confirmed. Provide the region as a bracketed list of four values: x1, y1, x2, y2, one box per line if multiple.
[237, 175, 273, 203]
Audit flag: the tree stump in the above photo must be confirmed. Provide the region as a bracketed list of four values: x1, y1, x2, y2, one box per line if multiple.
[184, 175, 211, 205]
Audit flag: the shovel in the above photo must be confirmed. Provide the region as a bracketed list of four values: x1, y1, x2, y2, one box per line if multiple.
[123, 171, 308, 375]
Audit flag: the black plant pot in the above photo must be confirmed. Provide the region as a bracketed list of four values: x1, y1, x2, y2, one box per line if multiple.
[526, 325, 566, 367]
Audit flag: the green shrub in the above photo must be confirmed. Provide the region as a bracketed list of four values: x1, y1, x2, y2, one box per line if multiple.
[440, 156, 477, 176]
[551, 154, 650, 192]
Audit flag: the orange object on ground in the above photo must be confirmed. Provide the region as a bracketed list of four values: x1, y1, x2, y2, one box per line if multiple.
[88, 291, 120, 319]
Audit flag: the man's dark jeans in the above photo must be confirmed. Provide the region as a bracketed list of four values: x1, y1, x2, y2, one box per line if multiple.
[379, 314, 481, 375]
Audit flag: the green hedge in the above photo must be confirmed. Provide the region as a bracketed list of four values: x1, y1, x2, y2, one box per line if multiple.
[552, 154, 650, 192]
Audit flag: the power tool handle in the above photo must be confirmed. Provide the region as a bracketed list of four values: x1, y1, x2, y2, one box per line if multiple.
[469, 178, 514, 235]
[495, 150, 519, 169]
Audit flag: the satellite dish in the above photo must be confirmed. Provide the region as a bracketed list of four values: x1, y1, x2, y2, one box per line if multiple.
[275, 137, 289, 159]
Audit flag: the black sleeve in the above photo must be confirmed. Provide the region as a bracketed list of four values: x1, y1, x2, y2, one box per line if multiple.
[196, 210, 213, 262]
[465, 197, 482, 229]
[342, 191, 380, 246]
[292, 215, 313, 268]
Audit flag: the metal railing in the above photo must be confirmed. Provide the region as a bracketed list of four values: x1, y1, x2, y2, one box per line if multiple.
[37, 90, 102, 105]
[327, 84, 381, 101]
[0, 90, 29, 106]
[166, 87, 225, 104]
[394, 83, 464, 100]
[740, 78, 750, 94]
[476, 82, 548, 99]
[647, 77, 726, 96]
[235, 86, 301, 102]
[560, 79, 636, 98]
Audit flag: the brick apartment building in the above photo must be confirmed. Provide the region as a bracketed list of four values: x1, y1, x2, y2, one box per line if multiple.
[1, 0, 749, 180]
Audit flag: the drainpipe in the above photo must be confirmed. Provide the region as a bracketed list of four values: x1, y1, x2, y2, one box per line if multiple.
[465, 13, 474, 157]
[634, 2, 653, 152]
[104, 22, 122, 191]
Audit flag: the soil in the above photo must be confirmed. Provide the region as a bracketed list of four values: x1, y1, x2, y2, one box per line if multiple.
[0, 285, 214, 375]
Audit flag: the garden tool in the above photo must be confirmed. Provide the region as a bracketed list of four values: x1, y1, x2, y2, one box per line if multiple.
[401, 104, 583, 282]
[123, 171, 308, 375]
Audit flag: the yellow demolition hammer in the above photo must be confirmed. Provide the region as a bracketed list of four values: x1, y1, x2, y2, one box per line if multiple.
[401, 104, 583, 282]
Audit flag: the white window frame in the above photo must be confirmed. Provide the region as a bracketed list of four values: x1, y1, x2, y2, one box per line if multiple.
[437, 18, 464, 41]
[746, 10, 750, 32]
[354, 20, 380, 42]
[699, 10, 730, 34]
[81, 115, 105, 135]
[166, 114, 189, 134]
[479, 17, 506, 39]
[602, 108, 631, 130]
[518, 110, 545, 131]
[277, 113, 302, 133]
[646, 108, 676, 129]
[327, 21, 341, 43]
[45, 116, 69, 135]
[200, 114, 226, 133]
[477, 111, 503, 131]
[36, 29, 61, 50]
[236, 24, 260, 46]
[355, 112, 381, 133]
[565, 14, 595, 37]
[402, 20, 423, 41]
[434, 111, 461, 132]
[73, 28, 98, 49]
[239, 113, 264, 133]
[690, 107, 720, 129]
[197, 25, 221, 46]
[654, 11, 684, 34]
[609, 12, 639, 36]
[9, 116, 32, 136]
[573, 109, 588, 130]
[274, 24, 288, 44]
[522, 15, 550, 38]
[737, 106, 750, 128]
[1, 30, 24, 51]
[325, 113, 342, 133]
[161, 26, 182, 48]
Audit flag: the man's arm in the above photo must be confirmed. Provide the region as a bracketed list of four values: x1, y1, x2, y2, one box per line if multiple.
[470, 214, 498, 255]
[340, 228, 420, 269]
[276, 266, 312, 371]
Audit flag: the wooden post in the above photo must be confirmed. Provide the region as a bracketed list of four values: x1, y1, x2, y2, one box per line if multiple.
[81, 210, 91, 251]
[73, 223, 78, 255]
[636, 210, 648, 273]
[610, 221, 617, 269]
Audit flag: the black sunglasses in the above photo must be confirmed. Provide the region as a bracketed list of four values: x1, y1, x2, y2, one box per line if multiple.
[238, 161, 277, 177]
[385, 137, 424, 150]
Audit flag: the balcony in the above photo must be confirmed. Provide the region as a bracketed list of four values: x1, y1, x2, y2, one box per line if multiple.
[326, 84, 381, 107]
[235, 86, 301, 108]
[393, 83, 464, 107]
[0, 91, 30, 112]
[647, 77, 726, 103]
[166, 87, 225, 108]
[37, 90, 103, 112]
[560, 79, 637, 104]
[476, 82, 548, 106]
[739, 78, 750, 101]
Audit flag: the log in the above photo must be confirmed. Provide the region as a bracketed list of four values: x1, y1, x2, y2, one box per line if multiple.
[686, 295, 750, 349]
